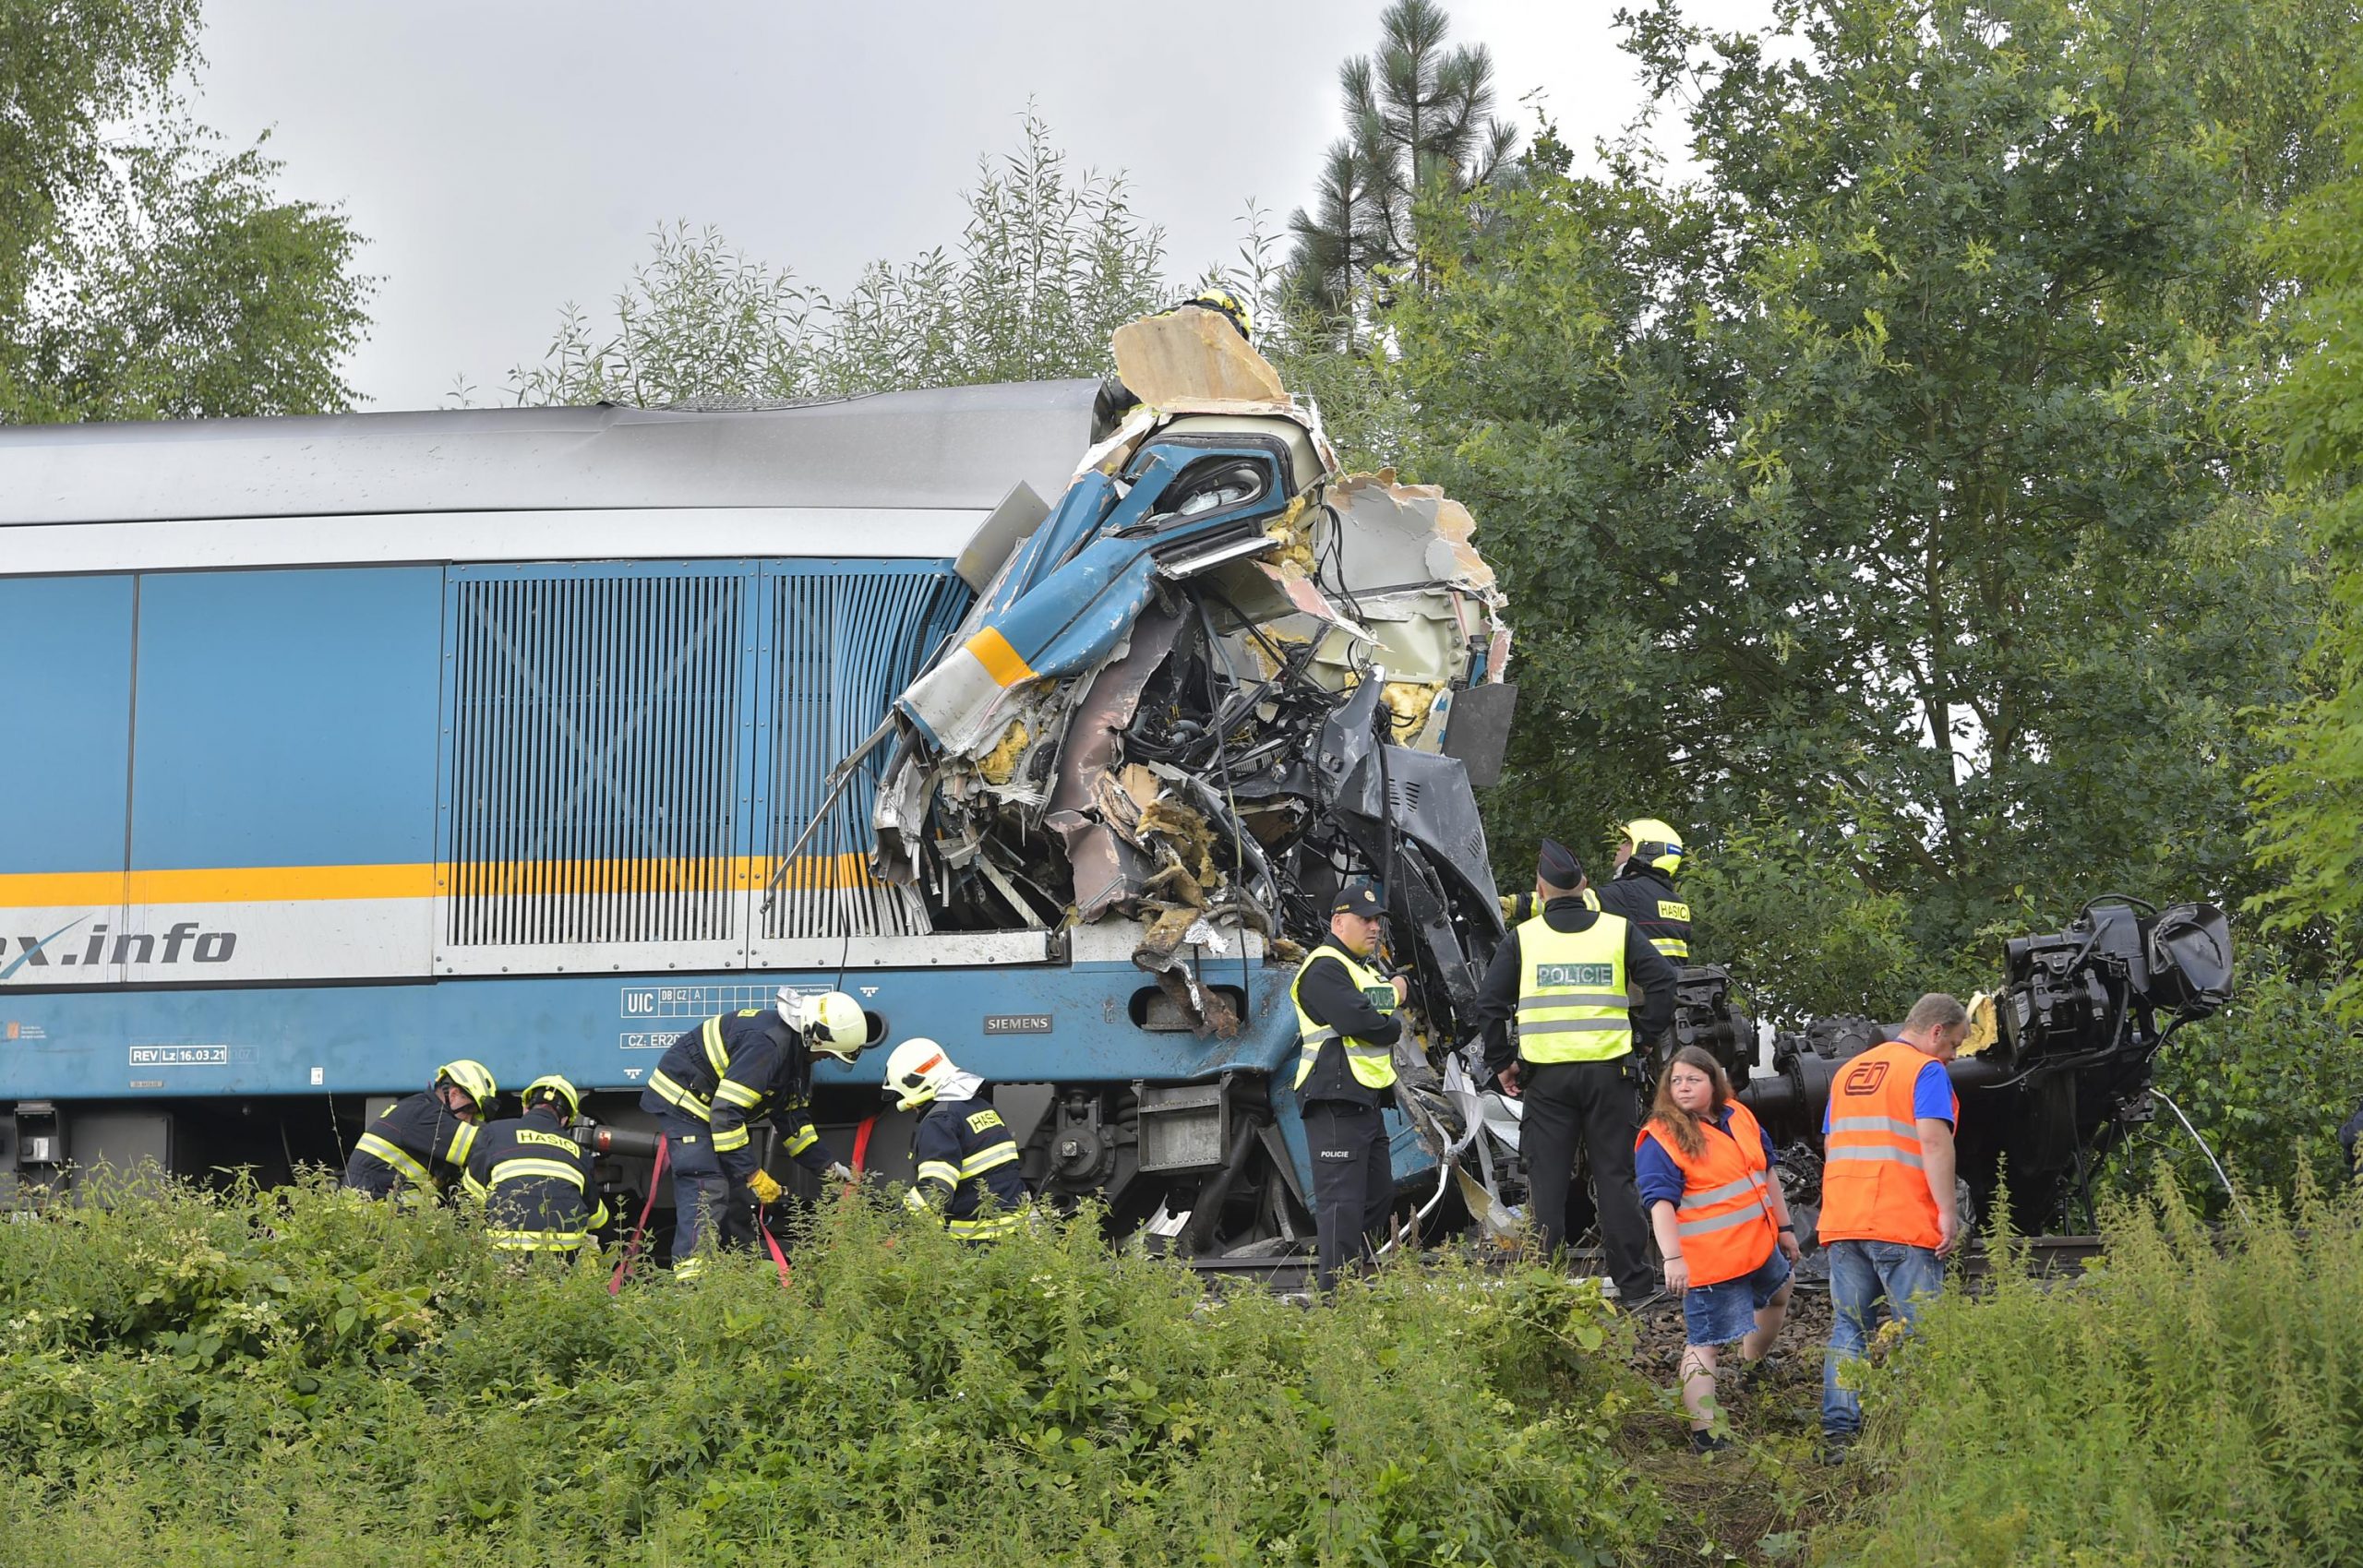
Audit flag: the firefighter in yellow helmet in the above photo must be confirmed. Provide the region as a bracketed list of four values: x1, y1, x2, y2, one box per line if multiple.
[342, 1059, 496, 1203]
[1593, 818, 1692, 966]
[462, 1074, 610, 1255]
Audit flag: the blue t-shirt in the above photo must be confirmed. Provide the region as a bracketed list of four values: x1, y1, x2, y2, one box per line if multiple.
[1637, 1106, 1779, 1210]
[1819, 1056, 1954, 1135]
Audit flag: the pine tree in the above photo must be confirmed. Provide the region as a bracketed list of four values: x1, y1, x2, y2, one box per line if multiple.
[1285, 0, 1517, 340]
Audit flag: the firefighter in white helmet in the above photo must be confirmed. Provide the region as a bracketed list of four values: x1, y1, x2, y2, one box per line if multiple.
[639, 987, 870, 1277]
[884, 1038, 1030, 1242]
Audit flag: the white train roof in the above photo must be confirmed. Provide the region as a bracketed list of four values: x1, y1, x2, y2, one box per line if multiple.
[0, 381, 1099, 574]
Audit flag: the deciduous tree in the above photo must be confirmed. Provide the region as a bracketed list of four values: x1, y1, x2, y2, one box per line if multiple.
[1387, 0, 2345, 1013]
[0, 0, 372, 421]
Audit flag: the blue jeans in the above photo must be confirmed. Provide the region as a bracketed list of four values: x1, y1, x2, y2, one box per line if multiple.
[1821, 1238, 1944, 1437]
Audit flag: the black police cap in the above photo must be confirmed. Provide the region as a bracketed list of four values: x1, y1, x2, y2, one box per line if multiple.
[1332, 881, 1384, 918]
[1537, 838, 1585, 888]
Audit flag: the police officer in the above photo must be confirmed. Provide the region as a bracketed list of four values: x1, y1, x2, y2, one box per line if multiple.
[639, 987, 868, 1278]
[1592, 819, 1693, 966]
[463, 1074, 610, 1255]
[342, 1059, 497, 1203]
[1290, 881, 1407, 1292]
[1472, 841, 1677, 1303]
[882, 1038, 1030, 1241]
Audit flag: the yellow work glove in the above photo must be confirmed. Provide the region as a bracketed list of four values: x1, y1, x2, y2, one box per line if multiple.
[746, 1168, 784, 1205]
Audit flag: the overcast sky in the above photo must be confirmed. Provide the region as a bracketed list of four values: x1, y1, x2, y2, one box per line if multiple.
[189, 0, 1774, 411]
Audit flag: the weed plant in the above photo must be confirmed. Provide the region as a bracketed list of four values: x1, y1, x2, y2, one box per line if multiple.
[1817, 1173, 2363, 1565]
[0, 1171, 1656, 1566]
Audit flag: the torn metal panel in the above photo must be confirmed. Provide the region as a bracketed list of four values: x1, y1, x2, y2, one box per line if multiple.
[872, 304, 1517, 1058]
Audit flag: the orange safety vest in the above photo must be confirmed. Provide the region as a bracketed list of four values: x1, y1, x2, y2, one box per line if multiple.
[1636, 1099, 1779, 1287]
[1817, 1038, 1959, 1251]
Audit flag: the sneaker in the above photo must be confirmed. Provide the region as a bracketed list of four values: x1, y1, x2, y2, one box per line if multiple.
[1687, 1429, 1731, 1454]
[1820, 1432, 1855, 1466]
[1623, 1288, 1681, 1316]
[1739, 1354, 1782, 1390]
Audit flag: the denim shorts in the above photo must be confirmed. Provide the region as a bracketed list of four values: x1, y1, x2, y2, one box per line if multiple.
[1683, 1247, 1792, 1347]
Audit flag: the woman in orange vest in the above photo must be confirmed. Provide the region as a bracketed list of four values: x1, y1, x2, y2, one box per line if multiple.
[1637, 1046, 1803, 1452]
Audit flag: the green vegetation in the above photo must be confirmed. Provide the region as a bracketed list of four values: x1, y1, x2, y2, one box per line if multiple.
[1381, 0, 2343, 1025]
[0, 1176, 1655, 1566]
[2250, 48, 2363, 1011]
[1818, 1180, 2363, 1565]
[0, 0, 371, 421]
[494, 112, 1168, 406]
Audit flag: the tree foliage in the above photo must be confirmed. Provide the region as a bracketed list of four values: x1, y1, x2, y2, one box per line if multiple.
[0, 0, 372, 421]
[2248, 47, 2363, 1007]
[1381, 0, 2347, 1016]
[498, 114, 1166, 407]
[1285, 0, 1519, 340]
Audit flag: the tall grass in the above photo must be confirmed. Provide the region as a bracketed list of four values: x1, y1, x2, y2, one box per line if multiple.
[1818, 1173, 2363, 1566]
[0, 1173, 1656, 1566]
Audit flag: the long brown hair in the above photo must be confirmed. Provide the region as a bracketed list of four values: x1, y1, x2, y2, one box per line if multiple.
[1648, 1046, 1735, 1162]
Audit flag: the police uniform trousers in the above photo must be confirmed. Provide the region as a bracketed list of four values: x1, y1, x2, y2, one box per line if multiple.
[1303, 1099, 1393, 1292]
[1520, 1057, 1656, 1299]
[660, 1109, 754, 1270]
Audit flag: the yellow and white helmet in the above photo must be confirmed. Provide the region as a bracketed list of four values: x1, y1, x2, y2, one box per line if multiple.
[1623, 819, 1685, 878]
[522, 1074, 582, 1120]
[778, 987, 869, 1062]
[882, 1038, 957, 1111]
[435, 1059, 498, 1113]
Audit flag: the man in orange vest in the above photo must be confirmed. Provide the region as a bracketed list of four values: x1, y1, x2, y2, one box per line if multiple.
[1817, 992, 1970, 1457]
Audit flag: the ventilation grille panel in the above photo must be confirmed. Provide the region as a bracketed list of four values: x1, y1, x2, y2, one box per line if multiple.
[447, 571, 746, 947]
[762, 566, 967, 940]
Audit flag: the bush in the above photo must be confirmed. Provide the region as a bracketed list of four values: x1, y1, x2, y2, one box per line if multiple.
[2101, 959, 2363, 1218]
[0, 1175, 1657, 1566]
[1817, 1178, 2363, 1565]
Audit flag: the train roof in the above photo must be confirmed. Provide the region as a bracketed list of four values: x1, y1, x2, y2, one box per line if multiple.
[0, 380, 1100, 574]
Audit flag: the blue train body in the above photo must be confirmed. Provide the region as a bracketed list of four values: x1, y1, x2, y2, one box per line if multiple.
[0, 387, 1434, 1241]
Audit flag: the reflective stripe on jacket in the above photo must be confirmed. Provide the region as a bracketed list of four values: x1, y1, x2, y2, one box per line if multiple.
[462, 1108, 610, 1253]
[1290, 944, 1399, 1091]
[1817, 1038, 1957, 1251]
[1637, 1099, 1777, 1287]
[342, 1091, 480, 1196]
[1516, 912, 1632, 1063]
[638, 1010, 832, 1182]
[907, 1094, 1028, 1242]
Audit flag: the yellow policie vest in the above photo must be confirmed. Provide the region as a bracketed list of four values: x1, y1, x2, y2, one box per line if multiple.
[1516, 912, 1633, 1063]
[1290, 944, 1399, 1091]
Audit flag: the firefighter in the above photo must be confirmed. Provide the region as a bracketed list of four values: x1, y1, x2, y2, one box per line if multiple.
[1290, 880, 1407, 1293]
[1638, 1047, 1801, 1452]
[1593, 818, 1693, 966]
[883, 1038, 1029, 1241]
[462, 1074, 609, 1255]
[639, 987, 868, 1279]
[342, 1059, 497, 1203]
[1817, 992, 1969, 1460]
[1473, 840, 1678, 1304]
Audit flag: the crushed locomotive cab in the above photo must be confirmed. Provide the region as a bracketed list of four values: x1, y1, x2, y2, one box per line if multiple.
[873, 306, 1516, 1055]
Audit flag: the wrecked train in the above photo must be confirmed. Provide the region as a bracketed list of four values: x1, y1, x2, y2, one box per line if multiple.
[0, 308, 1517, 1261]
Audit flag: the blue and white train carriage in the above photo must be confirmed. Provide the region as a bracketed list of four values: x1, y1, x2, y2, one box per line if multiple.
[0, 385, 1436, 1250]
